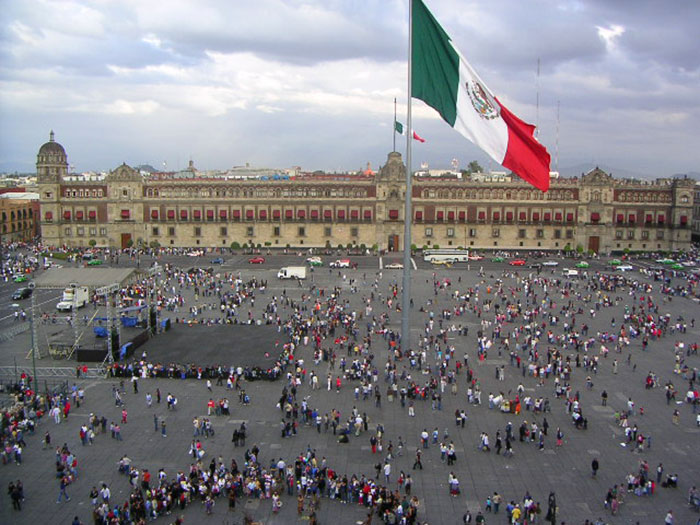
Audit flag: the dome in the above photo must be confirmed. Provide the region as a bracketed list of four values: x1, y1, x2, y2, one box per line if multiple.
[38, 130, 66, 157]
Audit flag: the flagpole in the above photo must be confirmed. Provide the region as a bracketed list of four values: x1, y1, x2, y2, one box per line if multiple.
[400, 0, 413, 354]
[393, 98, 397, 153]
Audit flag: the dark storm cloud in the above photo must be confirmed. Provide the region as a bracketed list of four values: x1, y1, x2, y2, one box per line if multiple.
[0, 0, 698, 176]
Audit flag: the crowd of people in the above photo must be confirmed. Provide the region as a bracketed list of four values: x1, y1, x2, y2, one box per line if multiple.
[2, 243, 699, 523]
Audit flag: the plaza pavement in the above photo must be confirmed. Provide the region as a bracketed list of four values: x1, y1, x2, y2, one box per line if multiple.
[0, 254, 698, 525]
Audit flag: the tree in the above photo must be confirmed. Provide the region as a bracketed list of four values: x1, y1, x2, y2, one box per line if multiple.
[576, 244, 584, 254]
[230, 241, 241, 250]
[149, 240, 160, 249]
[467, 160, 483, 174]
[88, 239, 97, 248]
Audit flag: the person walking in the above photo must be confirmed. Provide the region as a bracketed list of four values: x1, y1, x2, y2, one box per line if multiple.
[664, 509, 674, 524]
[57, 475, 70, 503]
[9, 481, 22, 510]
[591, 458, 599, 478]
[413, 449, 423, 470]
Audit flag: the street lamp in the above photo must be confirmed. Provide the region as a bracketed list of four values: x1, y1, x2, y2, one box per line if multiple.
[28, 281, 37, 394]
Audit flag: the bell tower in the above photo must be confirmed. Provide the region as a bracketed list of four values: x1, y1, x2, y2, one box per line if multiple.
[37, 131, 67, 246]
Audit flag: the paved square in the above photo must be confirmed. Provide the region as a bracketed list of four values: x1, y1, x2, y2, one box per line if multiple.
[1, 252, 698, 524]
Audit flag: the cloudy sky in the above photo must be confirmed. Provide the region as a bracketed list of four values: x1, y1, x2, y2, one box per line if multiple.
[1, 0, 698, 177]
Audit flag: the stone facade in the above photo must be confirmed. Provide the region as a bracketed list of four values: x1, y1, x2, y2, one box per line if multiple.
[0, 197, 37, 242]
[37, 135, 694, 253]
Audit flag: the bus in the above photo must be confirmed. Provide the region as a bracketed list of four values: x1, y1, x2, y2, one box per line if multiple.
[422, 249, 471, 263]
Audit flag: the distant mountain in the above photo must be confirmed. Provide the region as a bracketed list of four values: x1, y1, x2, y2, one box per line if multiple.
[558, 163, 654, 180]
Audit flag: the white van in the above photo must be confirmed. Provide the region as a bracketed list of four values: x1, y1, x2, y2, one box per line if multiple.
[563, 269, 579, 277]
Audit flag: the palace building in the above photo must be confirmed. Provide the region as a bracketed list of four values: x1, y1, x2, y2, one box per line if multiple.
[37, 133, 693, 254]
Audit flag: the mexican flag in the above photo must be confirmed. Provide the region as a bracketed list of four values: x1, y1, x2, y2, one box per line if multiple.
[395, 120, 426, 143]
[411, 0, 551, 191]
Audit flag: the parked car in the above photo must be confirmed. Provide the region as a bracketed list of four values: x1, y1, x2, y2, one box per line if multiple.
[248, 256, 265, 264]
[609, 259, 622, 266]
[542, 260, 559, 267]
[575, 261, 590, 269]
[211, 257, 225, 264]
[492, 256, 505, 263]
[13, 275, 28, 283]
[385, 262, 403, 269]
[509, 259, 526, 266]
[306, 257, 324, 267]
[12, 287, 33, 300]
[87, 259, 103, 266]
[616, 264, 634, 272]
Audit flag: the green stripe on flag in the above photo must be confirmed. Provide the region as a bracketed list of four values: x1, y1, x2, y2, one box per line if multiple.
[411, 0, 460, 127]
[395, 121, 404, 134]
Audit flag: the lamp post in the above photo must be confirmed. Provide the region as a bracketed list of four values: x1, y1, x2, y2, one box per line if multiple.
[28, 281, 37, 393]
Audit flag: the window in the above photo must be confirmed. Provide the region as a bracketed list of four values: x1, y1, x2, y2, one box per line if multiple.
[615, 230, 623, 239]
[469, 228, 477, 238]
[351, 227, 359, 237]
[425, 227, 433, 237]
[518, 229, 526, 239]
[194, 227, 201, 237]
[89, 227, 97, 236]
[324, 227, 331, 237]
[122, 189, 128, 197]
[152, 227, 159, 236]
[554, 229, 561, 239]
[566, 230, 573, 239]
[247, 226, 254, 237]
[64, 227, 72, 236]
[446, 227, 455, 237]
[297, 227, 306, 237]
[168, 227, 175, 236]
[45, 192, 52, 198]
[627, 230, 635, 240]
[76, 227, 84, 236]
[220, 227, 227, 236]
[656, 230, 664, 240]
[492, 228, 500, 238]
[641, 230, 649, 240]
[536, 229, 544, 238]
[100, 227, 107, 236]
[273, 227, 280, 237]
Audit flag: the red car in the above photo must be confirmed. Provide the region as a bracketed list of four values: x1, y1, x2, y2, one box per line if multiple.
[248, 256, 265, 264]
[509, 259, 526, 266]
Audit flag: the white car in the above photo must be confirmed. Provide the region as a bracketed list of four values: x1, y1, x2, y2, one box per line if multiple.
[542, 260, 559, 267]
[616, 264, 634, 272]
[330, 259, 351, 268]
[384, 262, 404, 269]
[187, 250, 203, 257]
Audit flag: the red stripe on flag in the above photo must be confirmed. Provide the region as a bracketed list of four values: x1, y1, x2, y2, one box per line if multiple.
[496, 98, 551, 192]
[412, 130, 426, 143]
